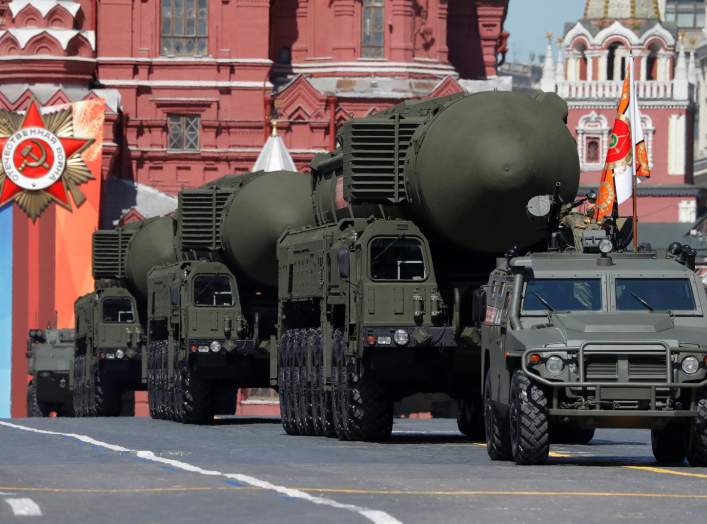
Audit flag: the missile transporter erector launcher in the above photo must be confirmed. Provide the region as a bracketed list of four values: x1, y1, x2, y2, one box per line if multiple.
[144, 170, 315, 422]
[27, 328, 75, 417]
[275, 91, 581, 440]
[73, 217, 178, 417]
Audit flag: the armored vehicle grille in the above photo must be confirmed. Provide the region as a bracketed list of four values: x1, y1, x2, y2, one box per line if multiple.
[584, 353, 667, 383]
[341, 116, 425, 204]
[178, 186, 233, 253]
[92, 228, 135, 279]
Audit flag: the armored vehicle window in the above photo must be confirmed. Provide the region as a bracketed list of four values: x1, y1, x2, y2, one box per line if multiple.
[615, 278, 696, 312]
[103, 298, 135, 323]
[370, 237, 426, 281]
[194, 275, 233, 306]
[522, 279, 602, 312]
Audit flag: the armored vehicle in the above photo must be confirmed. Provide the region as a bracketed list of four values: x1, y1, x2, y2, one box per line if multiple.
[482, 223, 707, 465]
[276, 91, 580, 440]
[26, 328, 75, 417]
[73, 287, 142, 416]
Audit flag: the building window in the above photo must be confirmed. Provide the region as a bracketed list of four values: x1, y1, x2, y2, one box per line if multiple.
[585, 137, 600, 163]
[665, 0, 705, 28]
[362, 0, 385, 58]
[679, 199, 697, 223]
[168, 115, 200, 151]
[161, 0, 208, 56]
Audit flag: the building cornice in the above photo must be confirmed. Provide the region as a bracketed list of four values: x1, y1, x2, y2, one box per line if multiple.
[99, 79, 272, 89]
[97, 56, 273, 65]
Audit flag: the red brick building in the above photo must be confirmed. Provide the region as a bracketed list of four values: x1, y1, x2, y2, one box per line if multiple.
[0, 0, 510, 220]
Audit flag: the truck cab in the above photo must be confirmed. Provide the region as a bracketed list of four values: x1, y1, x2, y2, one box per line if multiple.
[277, 218, 481, 441]
[27, 328, 75, 416]
[482, 247, 707, 465]
[73, 287, 141, 416]
[147, 260, 269, 422]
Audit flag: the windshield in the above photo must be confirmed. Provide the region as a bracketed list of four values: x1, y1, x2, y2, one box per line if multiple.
[102, 298, 135, 323]
[194, 275, 234, 306]
[522, 278, 602, 312]
[370, 237, 426, 281]
[616, 278, 696, 312]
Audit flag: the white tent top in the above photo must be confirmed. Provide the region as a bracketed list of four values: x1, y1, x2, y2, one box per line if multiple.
[252, 122, 297, 172]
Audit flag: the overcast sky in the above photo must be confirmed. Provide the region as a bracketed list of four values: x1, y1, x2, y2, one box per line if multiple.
[505, 0, 585, 64]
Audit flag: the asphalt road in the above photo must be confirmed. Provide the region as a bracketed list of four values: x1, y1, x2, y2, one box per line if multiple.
[0, 417, 706, 524]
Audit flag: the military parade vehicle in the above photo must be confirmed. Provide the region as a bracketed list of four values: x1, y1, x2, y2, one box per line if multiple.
[73, 91, 581, 435]
[26, 328, 75, 417]
[73, 217, 178, 416]
[481, 196, 707, 466]
[275, 91, 580, 440]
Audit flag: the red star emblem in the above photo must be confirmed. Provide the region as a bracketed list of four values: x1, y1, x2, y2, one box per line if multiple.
[0, 99, 91, 208]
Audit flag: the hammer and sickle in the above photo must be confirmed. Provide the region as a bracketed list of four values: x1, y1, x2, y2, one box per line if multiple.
[18, 139, 50, 172]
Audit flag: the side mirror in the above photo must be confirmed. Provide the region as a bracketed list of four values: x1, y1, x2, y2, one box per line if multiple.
[337, 248, 350, 280]
[170, 287, 180, 306]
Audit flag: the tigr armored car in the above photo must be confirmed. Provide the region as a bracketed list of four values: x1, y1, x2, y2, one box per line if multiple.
[27, 328, 75, 417]
[482, 246, 707, 465]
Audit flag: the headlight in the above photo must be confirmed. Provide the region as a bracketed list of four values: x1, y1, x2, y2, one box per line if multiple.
[681, 356, 700, 375]
[210, 340, 222, 353]
[115, 349, 125, 359]
[393, 329, 409, 346]
[546, 355, 564, 374]
[599, 238, 613, 254]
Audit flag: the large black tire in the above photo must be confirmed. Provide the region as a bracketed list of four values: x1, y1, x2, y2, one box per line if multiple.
[147, 344, 158, 419]
[484, 373, 512, 461]
[27, 382, 48, 417]
[173, 363, 185, 423]
[279, 331, 297, 435]
[331, 330, 347, 439]
[182, 363, 213, 424]
[73, 355, 85, 417]
[95, 369, 121, 417]
[296, 330, 316, 436]
[687, 390, 707, 467]
[457, 397, 486, 442]
[551, 422, 595, 445]
[308, 329, 324, 436]
[652, 424, 688, 464]
[341, 356, 393, 442]
[509, 370, 549, 465]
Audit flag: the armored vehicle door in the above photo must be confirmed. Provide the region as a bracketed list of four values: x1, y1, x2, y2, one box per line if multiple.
[481, 273, 514, 400]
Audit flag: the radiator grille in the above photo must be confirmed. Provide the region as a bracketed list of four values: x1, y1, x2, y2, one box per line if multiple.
[178, 187, 233, 253]
[92, 228, 134, 279]
[341, 116, 425, 204]
[583, 352, 667, 383]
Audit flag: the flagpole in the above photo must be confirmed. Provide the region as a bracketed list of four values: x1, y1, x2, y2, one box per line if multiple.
[629, 53, 638, 250]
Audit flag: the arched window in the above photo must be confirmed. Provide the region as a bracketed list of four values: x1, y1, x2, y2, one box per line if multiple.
[607, 42, 627, 80]
[362, 0, 385, 58]
[576, 43, 588, 81]
[586, 138, 600, 163]
[646, 43, 661, 80]
[161, 0, 208, 56]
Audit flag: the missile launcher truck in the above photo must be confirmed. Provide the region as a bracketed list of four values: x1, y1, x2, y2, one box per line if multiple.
[75, 91, 581, 434]
[73, 217, 178, 416]
[144, 171, 315, 422]
[481, 195, 707, 466]
[26, 328, 75, 417]
[275, 91, 580, 440]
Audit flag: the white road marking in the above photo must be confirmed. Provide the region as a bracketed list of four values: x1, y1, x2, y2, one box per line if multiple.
[4, 498, 42, 517]
[0, 421, 401, 524]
